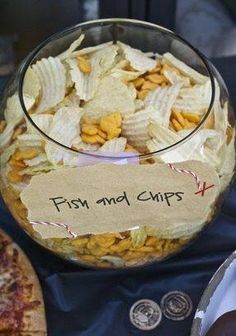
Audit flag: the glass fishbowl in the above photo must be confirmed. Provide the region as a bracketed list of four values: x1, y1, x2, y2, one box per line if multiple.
[0, 19, 235, 268]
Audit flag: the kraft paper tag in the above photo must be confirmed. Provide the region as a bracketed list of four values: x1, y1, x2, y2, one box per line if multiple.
[20, 160, 220, 239]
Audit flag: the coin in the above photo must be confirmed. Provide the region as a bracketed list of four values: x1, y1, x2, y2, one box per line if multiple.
[161, 291, 192, 321]
[129, 299, 162, 330]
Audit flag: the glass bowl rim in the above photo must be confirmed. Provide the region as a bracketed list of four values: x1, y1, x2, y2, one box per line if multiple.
[17, 18, 216, 160]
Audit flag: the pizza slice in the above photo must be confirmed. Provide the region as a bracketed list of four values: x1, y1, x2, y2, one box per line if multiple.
[0, 332, 47, 335]
[0, 229, 47, 335]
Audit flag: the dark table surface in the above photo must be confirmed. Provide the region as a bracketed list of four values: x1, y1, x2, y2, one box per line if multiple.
[0, 55, 236, 336]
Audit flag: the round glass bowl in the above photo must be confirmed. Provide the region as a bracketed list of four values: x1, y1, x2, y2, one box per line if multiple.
[0, 19, 235, 268]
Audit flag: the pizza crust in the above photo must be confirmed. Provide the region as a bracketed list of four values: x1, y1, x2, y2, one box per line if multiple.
[0, 227, 12, 247]
[11, 243, 47, 333]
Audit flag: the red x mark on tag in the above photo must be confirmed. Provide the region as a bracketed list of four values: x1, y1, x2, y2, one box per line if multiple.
[195, 182, 215, 196]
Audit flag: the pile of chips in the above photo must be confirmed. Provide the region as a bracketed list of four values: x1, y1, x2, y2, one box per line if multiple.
[0, 34, 235, 267]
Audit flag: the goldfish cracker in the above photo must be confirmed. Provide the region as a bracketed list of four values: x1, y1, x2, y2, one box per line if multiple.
[12, 126, 25, 140]
[93, 233, 116, 248]
[97, 129, 107, 139]
[184, 119, 196, 129]
[145, 74, 166, 84]
[141, 81, 158, 91]
[181, 112, 201, 123]
[89, 246, 109, 257]
[9, 158, 26, 168]
[77, 56, 91, 74]
[169, 120, 175, 131]
[172, 118, 182, 131]
[79, 255, 98, 263]
[161, 82, 167, 87]
[108, 113, 122, 127]
[71, 237, 89, 247]
[226, 125, 234, 144]
[7, 169, 24, 183]
[109, 238, 131, 253]
[130, 246, 155, 253]
[145, 236, 159, 247]
[125, 143, 139, 153]
[13, 148, 42, 161]
[133, 77, 145, 89]
[124, 64, 136, 72]
[82, 124, 98, 136]
[81, 133, 105, 145]
[100, 113, 122, 140]
[163, 240, 177, 253]
[148, 63, 161, 74]
[86, 236, 98, 250]
[171, 109, 186, 127]
[140, 156, 155, 165]
[150, 251, 163, 258]
[155, 239, 165, 251]
[122, 251, 146, 261]
[95, 260, 112, 268]
[0, 120, 6, 133]
[137, 89, 149, 100]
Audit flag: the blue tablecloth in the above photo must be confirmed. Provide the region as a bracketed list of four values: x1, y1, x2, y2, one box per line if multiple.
[0, 56, 236, 336]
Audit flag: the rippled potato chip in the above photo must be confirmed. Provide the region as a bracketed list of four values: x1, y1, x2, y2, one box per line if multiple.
[218, 131, 236, 191]
[45, 105, 82, 164]
[130, 227, 147, 248]
[19, 163, 60, 176]
[71, 41, 113, 57]
[122, 106, 160, 151]
[0, 94, 35, 147]
[58, 34, 85, 60]
[72, 135, 100, 152]
[163, 69, 190, 87]
[147, 122, 222, 164]
[145, 83, 182, 127]
[99, 137, 127, 153]
[173, 80, 212, 112]
[147, 122, 181, 154]
[0, 142, 19, 165]
[23, 67, 41, 100]
[145, 219, 206, 239]
[83, 76, 136, 118]
[16, 134, 43, 148]
[29, 114, 54, 134]
[162, 52, 209, 84]
[67, 45, 118, 101]
[109, 68, 141, 82]
[118, 41, 157, 72]
[24, 154, 48, 167]
[32, 57, 66, 113]
[5, 94, 35, 123]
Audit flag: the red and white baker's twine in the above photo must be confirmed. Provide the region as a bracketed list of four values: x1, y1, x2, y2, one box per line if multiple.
[30, 164, 203, 237]
[30, 220, 78, 238]
[167, 163, 203, 191]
